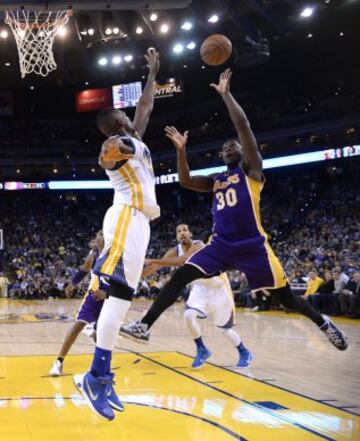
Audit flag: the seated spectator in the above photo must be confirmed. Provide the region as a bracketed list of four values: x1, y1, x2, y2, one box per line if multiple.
[307, 270, 334, 312]
[339, 272, 360, 318]
[303, 270, 324, 298]
[330, 269, 348, 315]
[234, 273, 251, 306]
[0, 272, 10, 298]
[334, 265, 350, 285]
[291, 270, 306, 284]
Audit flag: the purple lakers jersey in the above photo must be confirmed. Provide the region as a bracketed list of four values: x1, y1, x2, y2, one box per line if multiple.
[212, 166, 266, 240]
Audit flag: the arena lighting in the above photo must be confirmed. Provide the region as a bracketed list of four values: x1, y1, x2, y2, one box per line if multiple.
[186, 41, 196, 50]
[136, 26, 143, 34]
[181, 21, 192, 31]
[98, 57, 108, 66]
[88, 28, 95, 36]
[208, 14, 219, 23]
[300, 7, 314, 18]
[0, 29, 8, 38]
[42, 146, 360, 191]
[150, 13, 158, 22]
[105, 28, 112, 35]
[57, 26, 67, 37]
[160, 23, 169, 34]
[113, 27, 120, 35]
[4, 62, 10, 67]
[112, 55, 122, 65]
[124, 54, 133, 62]
[173, 43, 184, 54]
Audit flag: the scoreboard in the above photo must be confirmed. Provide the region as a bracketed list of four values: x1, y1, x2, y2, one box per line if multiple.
[112, 82, 142, 109]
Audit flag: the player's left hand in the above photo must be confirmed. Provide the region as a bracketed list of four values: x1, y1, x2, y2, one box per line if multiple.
[100, 138, 131, 162]
[210, 68, 232, 95]
[145, 48, 160, 75]
[92, 289, 107, 301]
[64, 283, 75, 298]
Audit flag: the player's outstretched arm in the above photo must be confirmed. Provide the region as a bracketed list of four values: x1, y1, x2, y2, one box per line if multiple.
[142, 247, 177, 278]
[65, 252, 94, 298]
[211, 68, 263, 180]
[146, 242, 203, 268]
[133, 48, 160, 138]
[165, 126, 214, 192]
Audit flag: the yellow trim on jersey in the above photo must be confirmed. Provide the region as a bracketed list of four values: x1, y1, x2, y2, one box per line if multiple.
[101, 205, 132, 275]
[245, 176, 287, 290]
[219, 273, 236, 322]
[125, 163, 144, 211]
[75, 275, 100, 319]
[118, 163, 144, 211]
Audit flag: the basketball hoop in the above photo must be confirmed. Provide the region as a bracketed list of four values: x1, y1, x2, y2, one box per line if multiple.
[5, 9, 72, 78]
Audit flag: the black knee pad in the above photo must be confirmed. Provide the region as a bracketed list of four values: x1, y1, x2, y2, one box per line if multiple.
[107, 280, 134, 301]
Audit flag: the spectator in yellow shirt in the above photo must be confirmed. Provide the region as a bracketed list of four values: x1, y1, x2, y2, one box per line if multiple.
[303, 270, 324, 297]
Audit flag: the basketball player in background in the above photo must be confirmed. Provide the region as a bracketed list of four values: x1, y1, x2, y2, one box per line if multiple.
[140, 223, 253, 369]
[121, 68, 348, 352]
[49, 231, 105, 376]
[73, 48, 160, 421]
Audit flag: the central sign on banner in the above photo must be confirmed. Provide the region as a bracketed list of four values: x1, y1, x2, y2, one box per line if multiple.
[76, 88, 112, 113]
[154, 79, 182, 99]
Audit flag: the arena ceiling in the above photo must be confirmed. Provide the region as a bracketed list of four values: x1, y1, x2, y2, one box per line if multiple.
[0, 0, 358, 88]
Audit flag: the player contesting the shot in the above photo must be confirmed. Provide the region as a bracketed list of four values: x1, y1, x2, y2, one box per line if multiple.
[74, 48, 160, 421]
[141, 223, 253, 369]
[121, 68, 348, 351]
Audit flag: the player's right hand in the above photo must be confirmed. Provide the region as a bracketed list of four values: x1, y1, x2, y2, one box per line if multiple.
[210, 68, 232, 96]
[165, 126, 189, 150]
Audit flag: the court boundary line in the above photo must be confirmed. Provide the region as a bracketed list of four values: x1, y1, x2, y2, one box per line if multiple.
[176, 351, 360, 417]
[128, 349, 336, 441]
[0, 396, 246, 441]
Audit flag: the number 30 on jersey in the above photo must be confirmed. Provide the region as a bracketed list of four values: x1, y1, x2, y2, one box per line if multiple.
[215, 188, 238, 210]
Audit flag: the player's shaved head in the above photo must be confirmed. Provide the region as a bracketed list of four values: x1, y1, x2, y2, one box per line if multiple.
[220, 139, 243, 167]
[97, 107, 133, 137]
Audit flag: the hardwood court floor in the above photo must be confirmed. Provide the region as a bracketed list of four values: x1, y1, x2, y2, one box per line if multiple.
[0, 298, 359, 440]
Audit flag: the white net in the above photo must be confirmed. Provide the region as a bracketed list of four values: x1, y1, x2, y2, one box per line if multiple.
[5, 10, 71, 78]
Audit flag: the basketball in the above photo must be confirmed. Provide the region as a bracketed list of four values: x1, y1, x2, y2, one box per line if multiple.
[200, 34, 232, 66]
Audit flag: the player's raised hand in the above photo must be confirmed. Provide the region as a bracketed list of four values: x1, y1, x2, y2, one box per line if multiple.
[210, 68, 232, 96]
[145, 47, 160, 75]
[165, 126, 189, 150]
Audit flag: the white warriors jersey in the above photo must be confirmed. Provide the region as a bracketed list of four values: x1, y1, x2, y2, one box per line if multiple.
[105, 135, 160, 220]
[177, 241, 227, 289]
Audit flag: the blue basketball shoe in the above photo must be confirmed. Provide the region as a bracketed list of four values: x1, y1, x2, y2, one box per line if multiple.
[236, 348, 253, 368]
[106, 372, 124, 412]
[192, 347, 211, 369]
[73, 372, 115, 421]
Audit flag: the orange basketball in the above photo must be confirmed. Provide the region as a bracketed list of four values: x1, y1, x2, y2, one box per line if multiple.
[200, 34, 232, 66]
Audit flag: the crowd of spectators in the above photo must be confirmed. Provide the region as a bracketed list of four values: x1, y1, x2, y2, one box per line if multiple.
[0, 167, 359, 317]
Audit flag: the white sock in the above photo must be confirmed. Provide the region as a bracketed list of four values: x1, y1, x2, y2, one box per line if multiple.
[183, 309, 202, 339]
[221, 328, 242, 347]
[96, 297, 131, 351]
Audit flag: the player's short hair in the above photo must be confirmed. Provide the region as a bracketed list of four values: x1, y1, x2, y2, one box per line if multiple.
[223, 139, 242, 149]
[176, 223, 191, 232]
[97, 107, 122, 136]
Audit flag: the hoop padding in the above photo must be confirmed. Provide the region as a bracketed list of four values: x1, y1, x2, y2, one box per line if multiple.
[5, 10, 71, 78]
